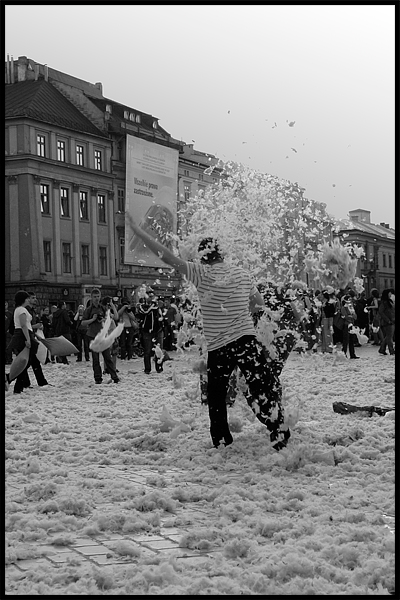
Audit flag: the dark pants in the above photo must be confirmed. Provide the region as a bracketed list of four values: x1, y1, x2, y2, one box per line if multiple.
[88, 342, 118, 383]
[142, 330, 163, 373]
[163, 322, 176, 351]
[342, 324, 357, 357]
[8, 329, 47, 392]
[5, 332, 13, 363]
[75, 329, 90, 360]
[119, 327, 136, 360]
[379, 324, 395, 355]
[207, 335, 290, 449]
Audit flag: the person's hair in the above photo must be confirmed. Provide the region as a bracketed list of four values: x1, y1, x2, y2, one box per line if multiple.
[91, 288, 101, 296]
[380, 288, 393, 304]
[14, 290, 30, 307]
[101, 296, 112, 306]
[198, 237, 223, 264]
[370, 288, 379, 298]
[57, 300, 66, 309]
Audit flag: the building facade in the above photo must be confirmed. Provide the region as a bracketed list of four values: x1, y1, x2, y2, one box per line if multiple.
[334, 209, 395, 296]
[5, 56, 222, 309]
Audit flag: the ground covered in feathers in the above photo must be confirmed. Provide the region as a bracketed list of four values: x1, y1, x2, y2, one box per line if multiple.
[5, 343, 395, 595]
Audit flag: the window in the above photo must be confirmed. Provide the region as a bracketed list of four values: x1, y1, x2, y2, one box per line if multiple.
[124, 110, 129, 119]
[105, 104, 112, 114]
[62, 243, 72, 274]
[135, 114, 141, 124]
[384, 279, 388, 289]
[40, 184, 50, 214]
[43, 241, 52, 272]
[198, 173, 204, 181]
[57, 140, 66, 162]
[389, 255, 392, 268]
[76, 144, 84, 166]
[37, 134, 46, 157]
[99, 246, 107, 276]
[94, 149, 102, 171]
[390, 279, 393, 288]
[79, 191, 89, 220]
[382, 254, 387, 268]
[117, 188, 125, 212]
[184, 170, 190, 177]
[98, 194, 106, 223]
[152, 120, 158, 129]
[81, 244, 90, 274]
[119, 237, 125, 264]
[60, 187, 70, 217]
[184, 183, 191, 202]
[129, 113, 135, 121]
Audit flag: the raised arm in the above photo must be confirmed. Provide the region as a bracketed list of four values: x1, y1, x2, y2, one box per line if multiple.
[126, 213, 188, 277]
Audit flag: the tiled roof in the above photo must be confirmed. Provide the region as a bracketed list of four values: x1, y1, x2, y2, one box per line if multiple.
[5, 80, 106, 138]
[336, 218, 395, 240]
[88, 96, 171, 137]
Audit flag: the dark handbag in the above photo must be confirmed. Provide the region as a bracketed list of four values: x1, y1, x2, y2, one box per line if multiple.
[333, 312, 345, 330]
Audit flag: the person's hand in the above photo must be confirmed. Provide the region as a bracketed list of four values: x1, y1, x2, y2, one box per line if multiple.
[25, 339, 31, 349]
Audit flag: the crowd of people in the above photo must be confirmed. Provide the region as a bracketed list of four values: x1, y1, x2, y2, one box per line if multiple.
[5, 265, 395, 451]
[5, 289, 192, 389]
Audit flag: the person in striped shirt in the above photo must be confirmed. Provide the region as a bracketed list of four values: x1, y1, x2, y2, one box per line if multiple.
[127, 218, 290, 451]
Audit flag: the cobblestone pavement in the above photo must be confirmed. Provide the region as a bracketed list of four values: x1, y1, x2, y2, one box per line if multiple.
[5, 464, 245, 580]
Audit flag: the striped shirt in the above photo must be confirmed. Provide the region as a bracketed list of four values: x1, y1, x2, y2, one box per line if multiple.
[186, 261, 257, 351]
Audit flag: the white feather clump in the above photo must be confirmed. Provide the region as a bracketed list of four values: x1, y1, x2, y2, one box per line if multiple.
[89, 310, 124, 353]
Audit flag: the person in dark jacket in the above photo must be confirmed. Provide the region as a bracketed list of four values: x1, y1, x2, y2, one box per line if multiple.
[341, 294, 359, 359]
[136, 294, 165, 374]
[52, 301, 73, 364]
[81, 288, 120, 384]
[378, 288, 395, 356]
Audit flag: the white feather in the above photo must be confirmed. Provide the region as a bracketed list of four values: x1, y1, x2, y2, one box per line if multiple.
[89, 310, 124, 352]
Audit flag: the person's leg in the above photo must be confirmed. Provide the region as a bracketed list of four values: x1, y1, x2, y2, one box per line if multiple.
[342, 325, 349, 355]
[379, 326, 387, 354]
[142, 332, 152, 373]
[235, 336, 290, 450]
[91, 350, 102, 382]
[386, 324, 395, 354]
[31, 352, 48, 385]
[102, 348, 119, 381]
[348, 330, 358, 358]
[83, 334, 90, 360]
[154, 330, 164, 372]
[207, 344, 235, 447]
[119, 329, 127, 360]
[75, 330, 83, 361]
[126, 328, 135, 359]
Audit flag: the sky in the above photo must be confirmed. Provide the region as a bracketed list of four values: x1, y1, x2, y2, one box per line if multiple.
[5, 4, 395, 228]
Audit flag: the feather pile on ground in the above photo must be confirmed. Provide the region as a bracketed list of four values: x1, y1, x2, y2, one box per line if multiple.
[5, 343, 395, 595]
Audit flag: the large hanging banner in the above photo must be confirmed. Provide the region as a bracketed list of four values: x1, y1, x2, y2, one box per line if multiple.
[124, 135, 178, 267]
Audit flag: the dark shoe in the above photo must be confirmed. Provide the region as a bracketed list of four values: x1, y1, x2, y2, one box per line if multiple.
[95, 380, 102, 384]
[13, 388, 24, 394]
[272, 429, 291, 451]
[112, 378, 120, 384]
[378, 351, 388, 355]
[38, 381, 49, 386]
[350, 356, 360, 359]
[144, 370, 151, 374]
[76, 358, 82, 362]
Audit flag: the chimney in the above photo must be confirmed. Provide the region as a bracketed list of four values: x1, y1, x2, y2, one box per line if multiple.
[6, 54, 10, 84]
[44, 64, 48, 81]
[10, 55, 14, 83]
[95, 82, 103, 94]
[34, 64, 39, 81]
[385, 224, 389, 229]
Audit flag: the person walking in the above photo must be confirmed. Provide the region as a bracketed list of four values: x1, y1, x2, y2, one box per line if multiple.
[378, 288, 395, 356]
[6, 290, 48, 393]
[73, 304, 90, 362]
[163, 297, 177, 351]
[52, 301, 73, 364]
[39, 306, 54, 364]
[366, 288, 384, 345]
[81, 288, 120, 384]
[340, 294, 360, 359]
[320, 288, 336, 353]
[128, 218, 291, 451]
[117, 299, 138, 360]
[136, 294, 165, 374]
